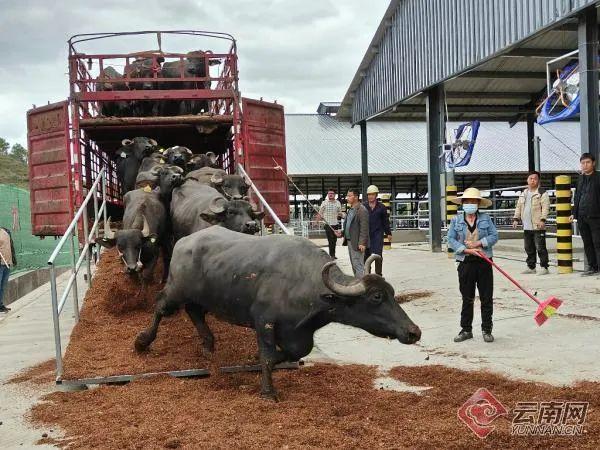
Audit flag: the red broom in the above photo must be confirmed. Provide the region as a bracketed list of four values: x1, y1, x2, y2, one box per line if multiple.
[477, 253, 562, 326]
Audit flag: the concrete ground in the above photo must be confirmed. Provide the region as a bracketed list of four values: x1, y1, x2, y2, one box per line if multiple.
[0, 239, 598, 447]
[0, 271, 86, 449]
[309, 238, 600, 386]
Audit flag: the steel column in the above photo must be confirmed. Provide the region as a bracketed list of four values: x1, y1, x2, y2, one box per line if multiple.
[360, 120, 369, 201]
[426, 85, 444, 252]
[578, 8, 600, 162]
[527, 114, 536, 172]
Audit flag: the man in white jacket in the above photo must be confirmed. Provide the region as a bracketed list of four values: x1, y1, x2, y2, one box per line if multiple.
[512, 171, 550, 275]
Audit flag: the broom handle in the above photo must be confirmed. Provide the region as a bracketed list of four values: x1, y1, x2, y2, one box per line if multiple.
[477, 252, 541, 305]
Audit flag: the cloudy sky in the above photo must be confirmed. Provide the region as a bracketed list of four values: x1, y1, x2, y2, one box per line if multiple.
[0, 0, 388, 147]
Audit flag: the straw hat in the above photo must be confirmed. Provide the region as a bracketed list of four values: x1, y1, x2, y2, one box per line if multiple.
[450, 187, 492, 208]
[366, 185, 379, 194]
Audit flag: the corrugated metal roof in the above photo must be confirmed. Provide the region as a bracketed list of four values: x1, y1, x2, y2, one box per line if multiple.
[285, 114, 581, 176]
[339, 0, 600, 123]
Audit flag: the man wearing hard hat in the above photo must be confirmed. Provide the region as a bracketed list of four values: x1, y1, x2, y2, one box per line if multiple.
[364, 185, 391, 276]
[447, 187, 498, 343]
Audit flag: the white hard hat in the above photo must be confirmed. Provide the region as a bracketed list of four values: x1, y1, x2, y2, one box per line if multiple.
[367, 185, 379, 194]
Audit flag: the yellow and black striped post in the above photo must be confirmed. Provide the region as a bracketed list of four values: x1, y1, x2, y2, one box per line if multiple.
[446, 185, 458, 257]
[555, 175, 573, 274]
[381, 194, 392, 250]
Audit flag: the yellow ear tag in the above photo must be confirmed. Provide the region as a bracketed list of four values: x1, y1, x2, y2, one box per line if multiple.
[158, 148, 165, 153]
[143, 185, 152, 193]
[150, 237, 156, 243]
[160, 159, 165, 164]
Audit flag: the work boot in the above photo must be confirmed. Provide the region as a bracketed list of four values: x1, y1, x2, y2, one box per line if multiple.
[537, 267, 549, 275]
[521, 268, 536, 274]
[581, 270, 599, 277]
[0, 305, 11, 313]
[482, 331, 494, 343]
[453, 330, 473, 342]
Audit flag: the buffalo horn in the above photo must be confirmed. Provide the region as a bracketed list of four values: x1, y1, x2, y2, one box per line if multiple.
[103, 217, 116, 240]
[206, 151, 217, 163]
[184, 147, 193, 155]
[121, 139, 133, 146]
[321, 261, 366, 297]
[148, 138, 158, 147]
[209, 197, 226, 214]
[364, 254, 382, 275]
[141, 215, 151, 238]
[210, 173, 224, 185]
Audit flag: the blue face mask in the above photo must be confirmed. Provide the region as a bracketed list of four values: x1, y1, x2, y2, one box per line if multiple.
[463, 204, 479, 215]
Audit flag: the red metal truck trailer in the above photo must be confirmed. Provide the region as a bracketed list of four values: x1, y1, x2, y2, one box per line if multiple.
[27, 31, 288, 236]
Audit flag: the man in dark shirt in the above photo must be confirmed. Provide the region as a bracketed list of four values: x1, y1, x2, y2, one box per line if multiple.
[571, 153, 600, 276]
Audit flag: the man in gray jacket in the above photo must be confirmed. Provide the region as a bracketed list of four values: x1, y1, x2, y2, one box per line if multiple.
[336, 188, 369, 277]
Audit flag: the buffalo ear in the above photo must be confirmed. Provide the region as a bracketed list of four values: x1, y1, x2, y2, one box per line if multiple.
[253, 211, 266, 221]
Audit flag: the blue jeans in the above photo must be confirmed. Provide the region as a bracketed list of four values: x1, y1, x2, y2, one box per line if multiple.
[0, 265, 10, 307]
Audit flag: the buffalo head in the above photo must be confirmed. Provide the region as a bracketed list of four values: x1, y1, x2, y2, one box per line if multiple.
[321, 255, 422, 345]
[98, 216, 158, 274]
[157, 164, 185, 195]
[119, 137, 158, 161]
[201, 197, 264, 234]
[164, 146, 193, 170]
[187, 152, 219, 171]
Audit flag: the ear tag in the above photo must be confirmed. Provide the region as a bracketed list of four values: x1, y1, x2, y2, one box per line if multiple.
[120, 152, 127, 158]
[143, 185, 152, 193]
[160, 159, 165, 164]
[158, 148, 165, 153]
[150, 237, 157, 243]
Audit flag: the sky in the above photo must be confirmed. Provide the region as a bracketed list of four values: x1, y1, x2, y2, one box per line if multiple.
[0, 0, 388, 147]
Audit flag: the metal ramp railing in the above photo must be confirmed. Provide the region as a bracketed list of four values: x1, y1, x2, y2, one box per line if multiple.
[48, 168, 108, 380]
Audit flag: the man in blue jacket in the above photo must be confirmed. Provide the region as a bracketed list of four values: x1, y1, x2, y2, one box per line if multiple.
[447, 188, 498, 343]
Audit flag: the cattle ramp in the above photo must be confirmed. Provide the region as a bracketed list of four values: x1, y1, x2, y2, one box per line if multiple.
[46, 169, 297, 388]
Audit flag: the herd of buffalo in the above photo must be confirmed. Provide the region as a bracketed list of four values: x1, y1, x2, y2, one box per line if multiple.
[95, 50, 219, 117]
[99, 136, 422, 400]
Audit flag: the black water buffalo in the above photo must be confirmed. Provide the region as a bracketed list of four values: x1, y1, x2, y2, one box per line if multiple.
[163, 146, 193, 171]
[185, 167, 250, 200]
[99, 188, 168, 281]
[187, 152, 219, 171]
[124, 56, 164, 116]
[134, 227, 422, 400]
[115, 137, 158, 195]
[159, 50, 219, 115]
[95, 66, 129, 117]
[170, 182, 263, 240]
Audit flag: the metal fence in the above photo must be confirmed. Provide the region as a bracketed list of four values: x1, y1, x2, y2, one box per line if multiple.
[0, 184, 71, 274]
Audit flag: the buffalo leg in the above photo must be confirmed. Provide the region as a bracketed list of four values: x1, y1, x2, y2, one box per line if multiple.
[134, 288, 179, 352]
[255, 319, 286, 401]
[184, 303, 215, 356]
[160, 240, 173, 282]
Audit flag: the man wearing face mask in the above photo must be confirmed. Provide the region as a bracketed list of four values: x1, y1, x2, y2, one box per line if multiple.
[447, 188, 498, 343]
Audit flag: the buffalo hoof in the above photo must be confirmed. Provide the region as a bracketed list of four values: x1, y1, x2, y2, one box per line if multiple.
[201, 343, 214, 358]
[134, 331, 153, 352]
[260, 391, 279, 402]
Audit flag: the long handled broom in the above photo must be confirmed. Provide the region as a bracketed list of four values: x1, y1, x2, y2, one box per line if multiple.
[477, 253, 562, 326]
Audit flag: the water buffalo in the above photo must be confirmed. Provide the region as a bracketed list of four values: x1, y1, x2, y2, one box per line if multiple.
[170, 182, 263, 240]
[124, 56, 164, 116]
[95, 66, 129, 117]
[115, 137, 158, 195]
[159, 50, 219, 115]
[99, 188, 168, 281]
[134, 227, 421, 400]
[163, 146, 193, 171]
[187, 152, 219, 171]
[185, 167, 251, 200]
